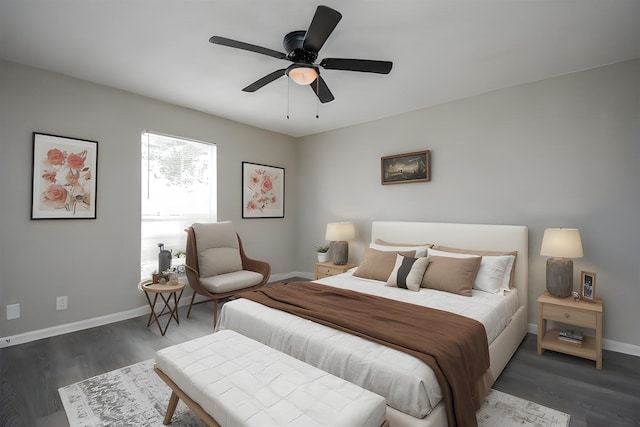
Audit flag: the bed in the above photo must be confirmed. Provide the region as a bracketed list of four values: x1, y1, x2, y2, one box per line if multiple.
[217, 221, 529, 427]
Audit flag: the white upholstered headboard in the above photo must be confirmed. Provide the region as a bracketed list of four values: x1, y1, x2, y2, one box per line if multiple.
[371, 221, 528, 309]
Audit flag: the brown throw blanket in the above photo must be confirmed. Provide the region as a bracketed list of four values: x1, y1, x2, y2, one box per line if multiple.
[238, 281, 490, 427]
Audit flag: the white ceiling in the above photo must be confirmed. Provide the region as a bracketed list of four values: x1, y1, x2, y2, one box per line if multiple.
[1, 0, 639, 137]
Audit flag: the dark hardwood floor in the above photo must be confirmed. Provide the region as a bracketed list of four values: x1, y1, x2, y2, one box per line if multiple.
[1, 295, 639, 427]
[493, 334, 640, 427]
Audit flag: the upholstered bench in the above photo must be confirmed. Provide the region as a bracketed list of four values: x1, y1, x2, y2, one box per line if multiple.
[154, 330, 389, 427]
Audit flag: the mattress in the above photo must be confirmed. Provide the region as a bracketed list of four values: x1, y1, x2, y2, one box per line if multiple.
[155, 330, 387, 427]
[217, 273, 519, 419]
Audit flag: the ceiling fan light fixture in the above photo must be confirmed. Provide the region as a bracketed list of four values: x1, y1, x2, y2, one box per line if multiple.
[287, 65, 318, 85]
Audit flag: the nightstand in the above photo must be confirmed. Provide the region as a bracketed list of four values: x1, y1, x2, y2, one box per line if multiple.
[315, 261, 357, 280]
[537, 291, 603, 369]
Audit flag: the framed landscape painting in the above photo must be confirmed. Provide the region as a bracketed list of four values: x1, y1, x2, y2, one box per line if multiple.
[381, 150, 430, 185]
[242, 162, 284, 218]
[31, 132, 98, 219]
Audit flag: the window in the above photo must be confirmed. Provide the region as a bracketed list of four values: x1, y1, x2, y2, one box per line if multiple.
[141, 131, 216, 279]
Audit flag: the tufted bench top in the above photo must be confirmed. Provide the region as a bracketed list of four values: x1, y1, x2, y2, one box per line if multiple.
[155, 329, 388, 427]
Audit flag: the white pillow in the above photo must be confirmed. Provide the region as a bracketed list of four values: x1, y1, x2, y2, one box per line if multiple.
[386, 254, 430, 292]
[427, 248, 514, 294]
[370, 242, 429, 257]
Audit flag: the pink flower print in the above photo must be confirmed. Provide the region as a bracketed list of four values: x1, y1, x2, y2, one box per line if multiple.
[47, 148, 65, 165]
[67, 152, 85, 170]
[41, 184, 68, 209]
[261, 175, 273, 194]
[41, 170, 57, 183]
[66, 170, 80, 187]
[246, 200, 258, 211]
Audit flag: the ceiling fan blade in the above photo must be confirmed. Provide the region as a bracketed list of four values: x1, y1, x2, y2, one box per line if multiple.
[320, 58, 393, 74]
[309, 76, 335, 103]
[242, 69, 287, 92]
[209, 36, 288, 60]
[303, 6, 342, 53]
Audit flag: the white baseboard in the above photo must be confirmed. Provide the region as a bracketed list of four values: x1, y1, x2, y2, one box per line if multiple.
[1, 305, 148, 348]
[0, 291, 211, 348]
[0, 272, 310, 348]
[527, 323, 640, 357]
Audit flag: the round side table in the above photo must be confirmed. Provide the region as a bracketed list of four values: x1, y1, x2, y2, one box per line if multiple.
[140, 279, 185, 336]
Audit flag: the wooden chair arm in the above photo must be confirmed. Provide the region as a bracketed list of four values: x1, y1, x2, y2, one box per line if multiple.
[238, 234, 271, 286]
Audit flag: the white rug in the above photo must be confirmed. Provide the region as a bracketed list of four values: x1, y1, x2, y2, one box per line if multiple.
[59, 359, 205, 427]
[478, 389, 570, 427]
[59, 360, 570, 427]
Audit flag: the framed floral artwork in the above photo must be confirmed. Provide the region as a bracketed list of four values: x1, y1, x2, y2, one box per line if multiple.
[242, 162, 284, 218]
[31, 132, 98, 219]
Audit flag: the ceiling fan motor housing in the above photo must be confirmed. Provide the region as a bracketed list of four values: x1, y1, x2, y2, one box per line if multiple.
[284, 31, 318, 63]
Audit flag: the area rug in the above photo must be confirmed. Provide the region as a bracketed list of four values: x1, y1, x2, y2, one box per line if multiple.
[477, 389, 570, 427]
[59, 359, 570, 427]
[59, 359, 205, 427]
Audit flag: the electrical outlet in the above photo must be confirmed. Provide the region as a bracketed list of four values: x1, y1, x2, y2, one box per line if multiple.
[7, 304, 20, 320]
[56, 296, 68, 311]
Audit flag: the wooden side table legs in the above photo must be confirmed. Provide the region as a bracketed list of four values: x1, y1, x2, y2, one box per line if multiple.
[144, 288, 184, 336]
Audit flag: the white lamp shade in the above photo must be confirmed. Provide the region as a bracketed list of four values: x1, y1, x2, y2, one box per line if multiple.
[540, 228, 584, 258]
[325, 222, 355, 241]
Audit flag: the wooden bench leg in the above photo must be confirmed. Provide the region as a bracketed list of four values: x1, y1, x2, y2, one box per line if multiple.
[163, 391, 180, 425]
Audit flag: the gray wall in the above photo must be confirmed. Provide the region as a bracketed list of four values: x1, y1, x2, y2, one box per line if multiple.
[296, 59, 640, 348]
[2, 58, 639, 350]
[0, 60, 297, 337]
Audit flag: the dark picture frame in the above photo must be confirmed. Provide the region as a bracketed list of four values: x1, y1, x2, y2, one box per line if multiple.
[381, 150, 430, 185]
[242, 162, 285, 218]
[31, 132, 98, 219]
[581, 271, 597, 301]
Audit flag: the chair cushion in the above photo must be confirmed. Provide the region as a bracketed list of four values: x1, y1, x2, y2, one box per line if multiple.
[199, 247, 243, 278]
[192, 221, 239, 251]
[200, 270, 264, 293]
[192, 222, 242, 278]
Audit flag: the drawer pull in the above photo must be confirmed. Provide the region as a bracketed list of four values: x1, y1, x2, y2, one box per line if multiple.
[564, 313, 570, 318]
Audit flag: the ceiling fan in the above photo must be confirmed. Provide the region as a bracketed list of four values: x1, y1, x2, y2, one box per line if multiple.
[209, 5, 393, 103]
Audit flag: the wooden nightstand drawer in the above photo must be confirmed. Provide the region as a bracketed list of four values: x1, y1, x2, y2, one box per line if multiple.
[317, 265, 340, 276]
[542, 305, 596, 328]
[315, 262, 357, 280]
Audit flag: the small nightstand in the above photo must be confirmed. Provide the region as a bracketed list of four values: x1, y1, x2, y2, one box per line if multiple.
[537, 291, 603, 369]
[315, 261, 357, 280]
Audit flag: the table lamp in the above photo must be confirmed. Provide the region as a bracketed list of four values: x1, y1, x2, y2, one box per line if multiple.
[325, 222, 355, 265]
[540, 228, 583, 297]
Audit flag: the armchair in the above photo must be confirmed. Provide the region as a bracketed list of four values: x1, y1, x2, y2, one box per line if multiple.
[184, 222, 270, 328]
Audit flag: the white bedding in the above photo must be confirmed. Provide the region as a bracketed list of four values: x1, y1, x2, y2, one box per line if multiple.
[318, 270, 519, 344]
[217, 272, 519, 419]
